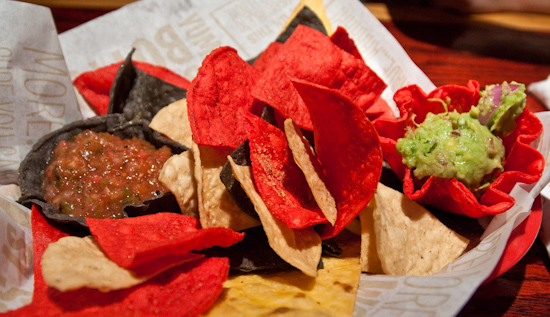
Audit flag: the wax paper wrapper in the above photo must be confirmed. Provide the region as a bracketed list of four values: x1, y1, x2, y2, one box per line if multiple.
[528, 74, 550, 111]
[58, 0, 434, 118]
[1, 0, 549, 316]
[528, 77, 550, 257]
[0, 1, 82, 185]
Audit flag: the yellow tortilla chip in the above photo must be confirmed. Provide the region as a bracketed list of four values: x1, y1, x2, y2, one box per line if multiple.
[373, 183, 470, 276]
[149, 98, 193, 148]
[285, 118, 337, 225]
[345, 218, 361, 235]
[359, 198, 383, 274]
[205, 232, 361, 317]
[193, 142, 260, 231]
[159, 150, 199, 218]
[41, 236, 202, 292]
[228, 156, 321, 277]
[282, 0, 332, 36]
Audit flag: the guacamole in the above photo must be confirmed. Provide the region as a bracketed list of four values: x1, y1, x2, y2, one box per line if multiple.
[470, 81, 526, 137]
[396, 111, 504, 194]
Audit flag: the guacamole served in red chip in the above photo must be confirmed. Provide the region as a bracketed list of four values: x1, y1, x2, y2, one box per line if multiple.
[375, 81, 544, 218]
[396, 110, 505, 197]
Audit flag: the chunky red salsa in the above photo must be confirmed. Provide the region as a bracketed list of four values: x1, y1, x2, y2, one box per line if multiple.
[43, 130, 172, 219]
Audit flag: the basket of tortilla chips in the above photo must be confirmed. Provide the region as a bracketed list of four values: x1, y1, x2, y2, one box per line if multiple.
[7, 1, 548, 317]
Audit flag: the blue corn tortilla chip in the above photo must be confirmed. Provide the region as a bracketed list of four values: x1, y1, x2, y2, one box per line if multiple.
[108, 49, 187, 122]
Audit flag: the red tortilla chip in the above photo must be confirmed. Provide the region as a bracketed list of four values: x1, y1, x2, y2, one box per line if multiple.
[73, 61, 191, 115]
[247, 113, 329, 229]
[252, 24, 386, 130]
[396, 80, 480, 128]
[5, 207, 229, 317]
[365, 97, 396, 122]
[86, 212, 244, 268]
[42, 257, 229, 317]
[330, 26, 363, 61]
[187, 46, 262, 149]
[126, 252, 205, 278]
[134, 61, 191, 90]
[329, 27, 396, 124]
[478, 110, 544, 213]
[375, 81, 544, 218]
[292, 79, 383, 239]
[251, 42, 283, 73]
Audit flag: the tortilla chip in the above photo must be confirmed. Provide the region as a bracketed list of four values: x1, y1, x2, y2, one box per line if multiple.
[359, 198, 383, 274]
[41, 235, 204, 292]
[149, 98, 193, 148]
[373, 183, 469, 276]
[330, 26, 362, 60]
[247, 114, 328, 229]
[204, 230, 361, 316]
[193, 142, 260, 231]
[229, 157, 322, 277]
[345, 218, 362, 235]
[42, 235, 145, 292]
[252, 24, 386, 130]
[218, 105, 282, 221]
[284, 118, 337, 225]
[200, 225, 294, 273]
[251, 42, 283, 73]
[365, 97, 396, 122]
[73, 60, 190, 116]
[108, 50, 187, 122]
[158, 150, 198, 218]
[277, 0, 332, 42]
[187, 46, 261, 149]
[219, 140, 259, 220]
[329, 27, 396, 123]
[8, 207, 229, 317]
[86, 212, 244, 269]
[292, 79, 383, 239]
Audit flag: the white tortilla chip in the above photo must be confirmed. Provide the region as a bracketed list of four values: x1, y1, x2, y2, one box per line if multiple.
[228, 156, 322, 277]
[158, 150, 198, 218]
[359, 197, 383, 274]
[149, 98, 193, 148]
[284, 118, 337, 225]
[373, 183, 470, 276]
[193, 142, 260, 231]
[41, 236, 202, 292]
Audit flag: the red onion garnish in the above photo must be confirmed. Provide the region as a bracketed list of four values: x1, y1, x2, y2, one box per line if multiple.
[477, 83, 520, 126]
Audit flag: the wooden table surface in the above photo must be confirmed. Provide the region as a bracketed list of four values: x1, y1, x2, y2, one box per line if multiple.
[35, 1, 550, 315]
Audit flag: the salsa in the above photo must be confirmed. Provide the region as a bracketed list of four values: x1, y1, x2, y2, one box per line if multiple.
[43, 130, 172, 219]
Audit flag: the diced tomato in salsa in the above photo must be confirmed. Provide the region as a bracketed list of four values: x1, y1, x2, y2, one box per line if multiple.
[43, 130, 172, 219]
